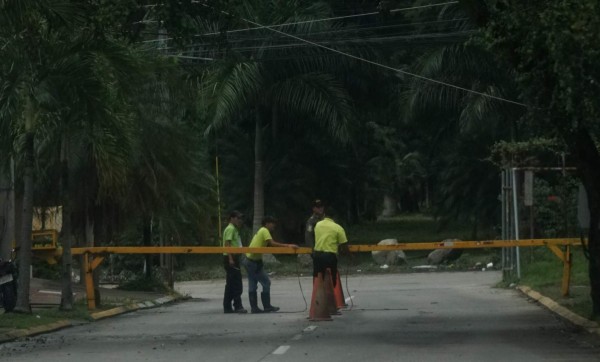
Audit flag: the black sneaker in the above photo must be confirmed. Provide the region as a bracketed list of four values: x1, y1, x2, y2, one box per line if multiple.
[263, 306, 280, 312]
[224, 309, 235, 314]
[235, 307, 248, 314]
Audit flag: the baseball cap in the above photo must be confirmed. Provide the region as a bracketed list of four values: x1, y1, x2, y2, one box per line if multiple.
[312, 199, 324, 208]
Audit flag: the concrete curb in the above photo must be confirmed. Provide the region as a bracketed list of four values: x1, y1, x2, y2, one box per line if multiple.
[0, 320, 72, 344]
[517, 285, 600, 336]
[89, 295, 178, 320]
[0, 295, 183, 344]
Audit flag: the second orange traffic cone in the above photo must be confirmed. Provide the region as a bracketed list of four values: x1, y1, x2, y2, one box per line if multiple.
[333, 271, 347, 309]
[325, 269, 341, 315]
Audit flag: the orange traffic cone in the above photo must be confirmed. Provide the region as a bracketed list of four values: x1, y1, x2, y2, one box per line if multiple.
[325, 269, 341, 315]
[334, 271, 347, 309]
[309, 272, 332, 321]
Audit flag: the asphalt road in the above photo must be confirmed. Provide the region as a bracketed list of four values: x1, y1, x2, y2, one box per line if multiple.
[1, 271, 599, 361]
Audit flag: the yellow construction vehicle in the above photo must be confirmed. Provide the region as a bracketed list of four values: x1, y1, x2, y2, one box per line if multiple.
[31, 229, 62, 264]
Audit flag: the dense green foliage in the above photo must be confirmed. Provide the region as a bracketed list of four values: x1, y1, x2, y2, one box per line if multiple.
[477, 0, 600, 318]
[1, 0, 599, 315]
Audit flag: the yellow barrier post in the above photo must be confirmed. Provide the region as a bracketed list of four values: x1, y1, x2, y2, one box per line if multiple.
[547, 244, 573, 297]
[562, 245, 572, 297]
[83, 254, 105, 310]
[83, 254, 95, 310]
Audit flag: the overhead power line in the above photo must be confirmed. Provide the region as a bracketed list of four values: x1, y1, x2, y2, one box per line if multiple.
[141, 1, 460, 43]
[155, 25, 473, 54]
[199, 1, 461, 35]
[141, 1, 525, 107]
[168, 55, 214, 61]
[165, 30, 474, 56]
[149, 17, 471, 51]
[204, 4, 528, 108]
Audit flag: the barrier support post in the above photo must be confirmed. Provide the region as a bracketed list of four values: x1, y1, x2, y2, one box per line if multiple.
[547, 244, 572, 297]
[562, 245, 572, 297]
[84, 254, 105, 310]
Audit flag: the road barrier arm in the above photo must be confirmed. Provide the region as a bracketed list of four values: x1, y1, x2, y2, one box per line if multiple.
[71, 238, 582, 310]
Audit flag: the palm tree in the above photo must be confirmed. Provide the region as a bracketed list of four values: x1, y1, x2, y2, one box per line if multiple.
[54, 31, 216, 296]
[53, 41, 146, 309]
[0, 0, 88, 313]
[202, 1, 354, 231]
[0, 0, 164, 311]
[124, 78, 215, 277]
[51, 5, 217, 290]
[404, 40, 523, 233]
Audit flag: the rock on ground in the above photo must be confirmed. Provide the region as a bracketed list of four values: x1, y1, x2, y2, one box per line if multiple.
[372, 239, 407, 266]
[427, 240, 463, 265]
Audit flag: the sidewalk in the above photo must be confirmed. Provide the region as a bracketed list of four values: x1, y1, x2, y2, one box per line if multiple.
[1, 278, 182, 343]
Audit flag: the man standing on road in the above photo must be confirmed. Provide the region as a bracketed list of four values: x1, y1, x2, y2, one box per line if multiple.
[305, 199, 325, 248]
[244, 216, 298, 313]
[313, 209, 349, 287]
[222, 211, 247, 314]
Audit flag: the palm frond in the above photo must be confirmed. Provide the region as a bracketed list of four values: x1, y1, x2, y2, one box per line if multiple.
[203, 60, 263, 134]
[268, 72, 354, 142]
[406, 43, 520, 132]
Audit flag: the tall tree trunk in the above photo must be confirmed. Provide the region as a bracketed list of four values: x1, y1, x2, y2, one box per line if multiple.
[424, 179, 431, 210]
[349, 184, 360, 224]
[587, 209, 600, 320]
[14, 131, 34, 314]
[380, 194, 397, 218]
[569, 128, 600, 320]
[60, 136, 74, 310]
[159, 220, 174, 289]
[79, 173, 95, 285]
[86, 204, 100, 305]
[0, 158, 15, 260]
[143, 217, 152, 279]
[252, 116, 265, 233]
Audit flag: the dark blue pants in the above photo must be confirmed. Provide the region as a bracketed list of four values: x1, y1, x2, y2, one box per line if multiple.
[223, 255, 243, 311]
[243, 259, 271, 293]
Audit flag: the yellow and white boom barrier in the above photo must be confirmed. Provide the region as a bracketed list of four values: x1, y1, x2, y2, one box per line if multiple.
[71, 238, 583, 310]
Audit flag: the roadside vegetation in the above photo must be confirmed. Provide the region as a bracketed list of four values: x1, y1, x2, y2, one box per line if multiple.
[1, 0, 599, 321]
[518, 247, 591, 318]
[0, 304, 91, 330]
